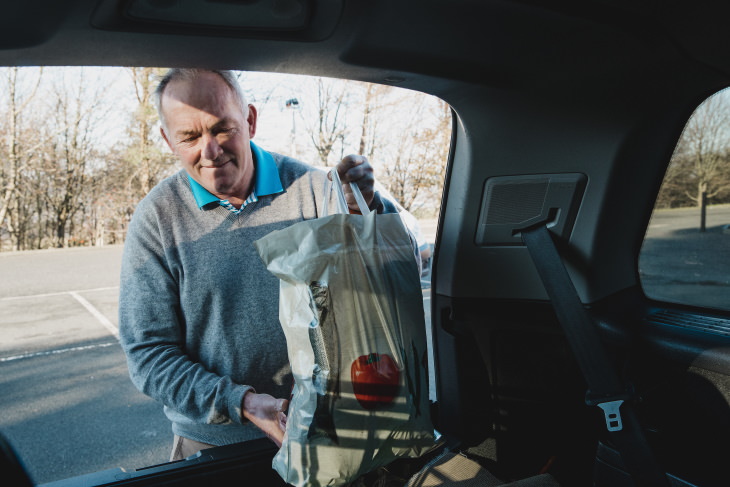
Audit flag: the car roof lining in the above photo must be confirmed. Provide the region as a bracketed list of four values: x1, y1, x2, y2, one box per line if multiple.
[2, 0, 729, 93]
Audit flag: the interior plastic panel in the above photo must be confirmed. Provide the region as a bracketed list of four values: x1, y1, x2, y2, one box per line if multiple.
[475, 173, 587, 247]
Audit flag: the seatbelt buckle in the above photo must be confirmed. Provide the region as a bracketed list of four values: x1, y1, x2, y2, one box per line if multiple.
[586, 392, 629, 432]
[596, 400, 624, 432]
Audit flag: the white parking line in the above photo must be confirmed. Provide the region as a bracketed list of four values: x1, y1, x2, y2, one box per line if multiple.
[0, 342, 118, 363]
[0, 286, 119, 301]
[69, 291, 119, 339]
[0, 286, 120, 339]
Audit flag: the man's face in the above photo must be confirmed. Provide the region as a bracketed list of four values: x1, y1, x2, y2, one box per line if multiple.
[160, 72, 258, 202]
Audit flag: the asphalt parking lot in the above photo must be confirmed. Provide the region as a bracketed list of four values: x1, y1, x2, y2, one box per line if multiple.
[0, 246, 174, 484]
[640, 206, 730, 310]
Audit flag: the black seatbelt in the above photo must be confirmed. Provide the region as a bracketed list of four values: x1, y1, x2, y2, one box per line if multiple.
[521, 224, 669, 487]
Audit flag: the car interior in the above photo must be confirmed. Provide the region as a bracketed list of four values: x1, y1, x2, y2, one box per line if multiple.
[3, 1, 730, 486]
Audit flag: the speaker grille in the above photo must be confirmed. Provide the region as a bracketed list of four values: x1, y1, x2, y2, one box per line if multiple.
[485, 180, 549, 225]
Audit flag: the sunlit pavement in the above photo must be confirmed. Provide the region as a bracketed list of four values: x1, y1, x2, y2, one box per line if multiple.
[0, 246, 171, 483]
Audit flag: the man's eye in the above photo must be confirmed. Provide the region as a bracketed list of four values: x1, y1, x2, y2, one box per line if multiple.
[216, 127, 236, 136]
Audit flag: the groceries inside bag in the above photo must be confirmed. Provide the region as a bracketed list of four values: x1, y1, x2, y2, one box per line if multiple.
[254, 170, 435, 487]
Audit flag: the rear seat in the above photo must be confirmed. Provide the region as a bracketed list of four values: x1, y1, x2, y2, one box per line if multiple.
[406, 452, 561, 487]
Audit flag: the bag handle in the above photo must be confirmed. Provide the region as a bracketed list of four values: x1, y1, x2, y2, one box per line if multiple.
[323, 168, 371, 216]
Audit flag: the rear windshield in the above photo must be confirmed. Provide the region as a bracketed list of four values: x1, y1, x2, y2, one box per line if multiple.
[0, 67, 450, 483]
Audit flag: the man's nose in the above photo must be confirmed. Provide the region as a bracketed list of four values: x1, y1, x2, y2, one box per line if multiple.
[202, 134, 223, 161]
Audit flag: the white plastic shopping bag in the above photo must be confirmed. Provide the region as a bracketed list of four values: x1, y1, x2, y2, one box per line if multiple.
[254, 169, 435, 487]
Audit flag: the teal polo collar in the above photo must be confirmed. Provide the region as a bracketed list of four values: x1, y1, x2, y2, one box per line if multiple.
[187, 141, 284, 209]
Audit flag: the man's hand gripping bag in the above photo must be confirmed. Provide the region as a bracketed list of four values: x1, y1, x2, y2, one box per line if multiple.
[254, 170, 435, 487]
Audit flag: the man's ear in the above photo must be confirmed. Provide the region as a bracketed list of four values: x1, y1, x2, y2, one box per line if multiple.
[247, 104, 258, 139]
[160, 126, 174, 153]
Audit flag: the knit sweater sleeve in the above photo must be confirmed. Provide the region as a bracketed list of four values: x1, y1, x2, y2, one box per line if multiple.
[118, 196, 252, 427]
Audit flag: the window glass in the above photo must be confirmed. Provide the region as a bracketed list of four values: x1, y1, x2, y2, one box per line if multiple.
[639, 88, 730, 311]
[0, 67, 449, 483]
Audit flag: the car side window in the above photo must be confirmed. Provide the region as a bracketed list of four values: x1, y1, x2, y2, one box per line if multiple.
[639, 88, 730, 311]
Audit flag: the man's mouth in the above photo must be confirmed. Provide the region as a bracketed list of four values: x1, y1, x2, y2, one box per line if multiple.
[202, 160, 232, 169]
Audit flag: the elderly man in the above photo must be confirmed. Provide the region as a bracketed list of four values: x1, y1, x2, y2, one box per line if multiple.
[118, 69, 386, 461]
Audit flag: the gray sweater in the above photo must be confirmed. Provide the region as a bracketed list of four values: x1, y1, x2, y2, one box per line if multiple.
[119, 154, 335, 445]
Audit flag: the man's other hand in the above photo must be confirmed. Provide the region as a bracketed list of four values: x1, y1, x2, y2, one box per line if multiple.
[335, 155, 375, 212]
[242, 391, 288, 447]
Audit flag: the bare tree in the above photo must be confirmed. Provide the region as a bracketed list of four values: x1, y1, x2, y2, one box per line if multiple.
[371, 94, 451, 214]
[359, 83, 377, 158]
[125, 67, 173, 196]
[43, 69, 109, 247]
[0, 69, 452, 250]
[668, 90, 730, 231]
[358, 82, 401, 161]
[301, 78, 351, 166]
[0, 67, 43, 249]
[74, 67, 175, 247]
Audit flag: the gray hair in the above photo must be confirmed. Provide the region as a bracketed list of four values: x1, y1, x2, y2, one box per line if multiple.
[154, 68, 248, 129]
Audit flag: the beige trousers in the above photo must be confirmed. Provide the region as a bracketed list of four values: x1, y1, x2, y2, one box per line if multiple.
[170, 435, 216, 462]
